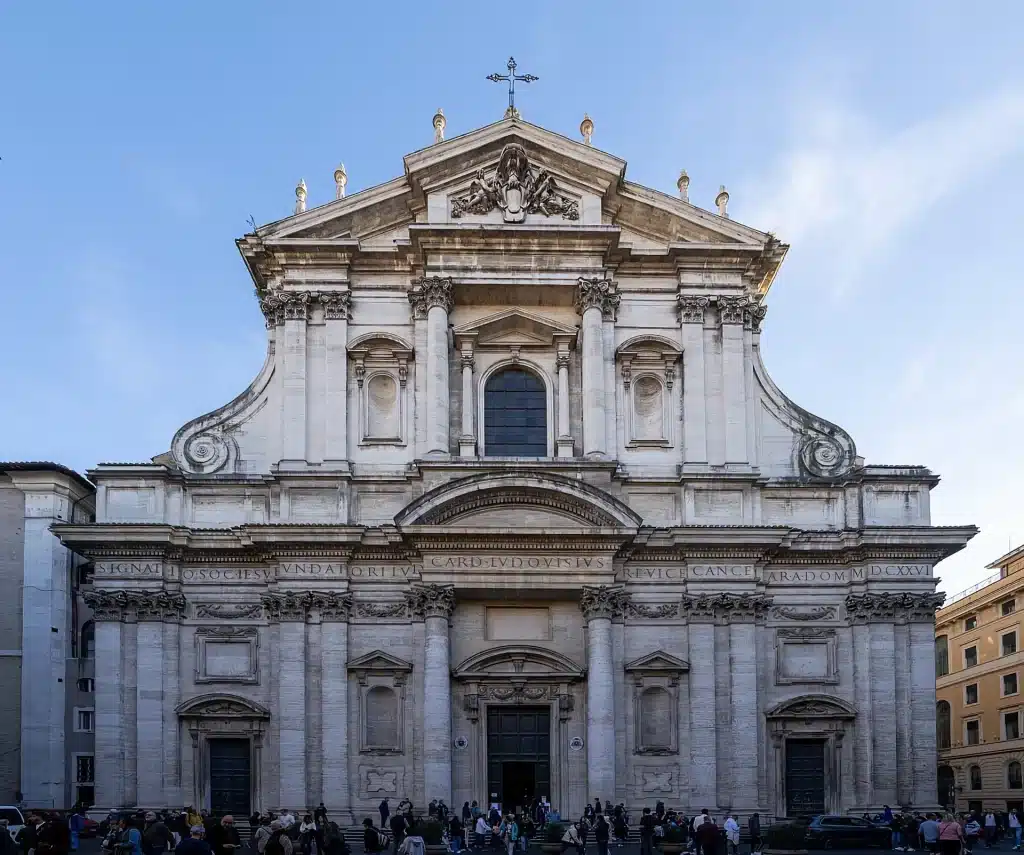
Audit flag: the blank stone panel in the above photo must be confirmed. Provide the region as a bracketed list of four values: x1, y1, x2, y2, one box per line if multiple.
[486, 607, 550, 641]
[105, 487, 157, 522]
[693, 489, 743, 522]
[780, 643, 828, 680]
[365, 686, 399, 748]
[205, 642, 252, 677]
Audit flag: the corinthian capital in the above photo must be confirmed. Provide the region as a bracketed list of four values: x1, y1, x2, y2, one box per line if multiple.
[580, 585, 628, 620]
[574, 278, 620, 321]
[83, 589, 186, 622]
[845, 592, 946, 624]
[717, 296, 749, 325]
[677, 295, 710, 325]
[680, 592, 773, 622]
[261, 591, 313, 622]
[407, 583, 456, 619]
[409, 277, 454, 318]
[744, 302, 767, 333]
[320, 291, 352, 320]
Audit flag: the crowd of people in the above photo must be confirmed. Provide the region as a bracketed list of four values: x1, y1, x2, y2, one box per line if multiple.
[880, 807, 1023, 854]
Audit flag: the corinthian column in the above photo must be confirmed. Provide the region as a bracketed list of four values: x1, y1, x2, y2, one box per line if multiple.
[677, 296, 709, 465]
[316, 592, 353, 822]
[580, 586, 624, 802]
[410, 584, 456, 804]
[410, 278, 454, 457]
[575, 278, 619, 458]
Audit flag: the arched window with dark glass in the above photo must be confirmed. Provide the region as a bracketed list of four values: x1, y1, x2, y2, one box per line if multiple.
[937, 700, 952, 750]
[484, 367, 546, 457]
[970, 764, 983, 790]
[1010, 761, 1023, 790]
[936, 635, 949, 677]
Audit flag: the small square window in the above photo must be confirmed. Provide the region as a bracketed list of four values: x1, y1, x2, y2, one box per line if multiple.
[967, 719, 981, 745]
[966, 616, 978, 631]
[76, 678, 94, 693]
[1005, 600, 1018, 617]
[966, 684, 979, 705]
[1006, 712, 1020, 740]
[74, 709, 93, 733]
[1005, 632, 1018, 656]
[1006, 673, 1019, 696]
[965, 646, 979, 667]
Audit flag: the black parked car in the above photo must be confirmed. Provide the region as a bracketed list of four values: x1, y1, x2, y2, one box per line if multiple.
[802, 815, 890, 849]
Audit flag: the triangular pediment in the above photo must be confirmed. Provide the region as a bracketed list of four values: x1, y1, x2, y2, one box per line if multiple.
[624, 651, 690, 674]
[454, 309, 577, 348]
[347, 650, 413, 673]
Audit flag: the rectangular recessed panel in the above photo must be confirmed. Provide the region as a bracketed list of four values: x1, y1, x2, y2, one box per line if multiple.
[486, 608, 550, 641]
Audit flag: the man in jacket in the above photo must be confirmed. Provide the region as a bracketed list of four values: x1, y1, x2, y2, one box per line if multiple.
[143, 813, 174, 855]
[264, 823, 293, 855]
[174, 827, 211, 855]
[209, 817, 240, 855]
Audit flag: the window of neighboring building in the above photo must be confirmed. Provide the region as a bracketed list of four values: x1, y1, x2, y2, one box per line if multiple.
[74, 708, 94, 733]
[1005, 600, 1018, 617]
[966, 683, 979, 705]
[76, 562, 94, 587]
[76, 678, 94, 693]
[80, 621, 95, 659]
[483, 367, 547, 457]
[1011, 762, 1024, 789]
[74, 754, 94, 806]
[967, 719, 981, 745]
[936, 636, 949, 678]
[969, 800, 983, 815]
[1005, 673, 1019, 696]
[966, 615, 978, 631]
[1005, 631, 1019, 656]
[970, 765, 983, 789]
[1006, 712, 1021, 741]
[937, 700, 952, 750]
[965, 645, 979, 668]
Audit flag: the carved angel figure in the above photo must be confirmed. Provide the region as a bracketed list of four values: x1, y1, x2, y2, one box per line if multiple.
[453, 170, 500, 217]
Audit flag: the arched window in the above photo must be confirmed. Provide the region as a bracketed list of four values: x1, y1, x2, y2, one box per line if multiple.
[484, 368, 546, 457]
[936, 635, 949, 677]
[937, 700, 951, 750]
[970, 764, 983, 790]
[364, 685, 399, 749]
[639, 687, 672, 750]
[81, 621, 95, 659]
[1010, 762, 1023, 790]
[938, 765, 955, 806]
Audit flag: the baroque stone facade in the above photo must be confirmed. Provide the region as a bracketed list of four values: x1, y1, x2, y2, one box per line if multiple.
[55, 115, 976, 820]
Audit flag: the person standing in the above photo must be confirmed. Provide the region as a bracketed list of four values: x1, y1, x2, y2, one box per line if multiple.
[936, 816, 962, 855]
[379, 803, 390, 832]
[116, 818, 143, 855]
[1009, 810, 1021, 850]
[594, 814, 610, 855]
[264, 822, 293, 855]
[747, 813, 762, 855]
[639, 809, 656, 855]
[68, 810, 84, 853]
[984, 813, 997, 849]
[389, 813, 407, 855]
[919, 814, 940, 854]
[210, 817, 241, 855]
[175, 827, 212, 855]
[448, 815, 463, 854]
[498, 817, 518, 855]
[723, 816, 739, 855]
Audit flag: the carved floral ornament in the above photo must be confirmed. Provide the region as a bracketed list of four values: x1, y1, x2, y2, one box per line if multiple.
[574, 277, 620, 320]
[408, 277, 454, 318]
[261, 590, 353, 622]
[450, 143, 579, 223]
[578, 586, 774, 622]
[83, 589, 186, 622]
[844, 591, 946, 623]
[258, 290, 352, 327]
[407, 583, 456, 619]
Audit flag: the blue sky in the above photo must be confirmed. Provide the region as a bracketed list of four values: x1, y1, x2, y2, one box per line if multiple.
[2, 2, 1022, 594]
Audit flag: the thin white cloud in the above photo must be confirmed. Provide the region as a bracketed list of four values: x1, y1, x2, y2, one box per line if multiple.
[746, 87, 1024, 291]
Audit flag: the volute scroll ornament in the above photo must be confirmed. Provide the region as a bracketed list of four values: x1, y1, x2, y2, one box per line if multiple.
[677, 295, 710, 325]
[449, 143, 579, 223]
[799, 435, 853, 479]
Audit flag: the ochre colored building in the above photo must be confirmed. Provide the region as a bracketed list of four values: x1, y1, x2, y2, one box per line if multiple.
[936, 546, 1024, 813]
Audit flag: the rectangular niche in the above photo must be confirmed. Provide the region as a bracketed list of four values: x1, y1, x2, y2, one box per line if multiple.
[486, 607, 551, 641]
[195, 627, 259, 684]
[775, 628, 838, 685]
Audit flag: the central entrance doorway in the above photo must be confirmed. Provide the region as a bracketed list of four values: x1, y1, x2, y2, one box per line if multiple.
[487, 706, 550, 815]
[209, 738, 251, 817]
[785, 739, 826, 816]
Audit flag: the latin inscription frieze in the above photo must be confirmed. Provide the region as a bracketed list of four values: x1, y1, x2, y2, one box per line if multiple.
[279, 562, 347, 579]
[427, 555, 608, 571]
[180, 567, 272, 584]
[95, 561, 162, 578]
[349, 564, 422, 579]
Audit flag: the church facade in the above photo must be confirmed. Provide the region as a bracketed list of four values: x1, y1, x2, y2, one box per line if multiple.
[56, 115, 975, 821]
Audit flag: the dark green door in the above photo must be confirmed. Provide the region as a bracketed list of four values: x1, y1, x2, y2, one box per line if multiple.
[209, 739, 250, 817]
[785, 739, 825, 816]
[487, 706, 550, 814]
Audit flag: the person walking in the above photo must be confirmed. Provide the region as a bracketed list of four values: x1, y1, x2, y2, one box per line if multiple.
[389, 812, 407, 855]
[639, 809, 656, 855]
[723, 816, 739, 855]
[474, 816, 488, 851]
[379, 802, 391, 830]
[448, 815, 463, 854]
[919, 815, 940, 854]
[175, 827, 212, 855]
[748, 814, 762, 855]
[1009, 810, 1021, 850]
[937, 814, 963, 855]
[498, 817, 518, 855]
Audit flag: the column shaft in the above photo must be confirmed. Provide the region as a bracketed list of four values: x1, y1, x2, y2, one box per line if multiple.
[162, 621, 182, 807]
[426, 305, 450, 455]
[321, 622, 351, 821]
[895, 624, 912, 805]
[852, 623, 874, 808]
[136, 621, 164, 806]
[581, 306, 606, 456]
[681, 320, 707, 464]
[324, 316, 349, 463]
[586, 616, 615, 800]
[423, 614, 452, 803]
[688, 623, 717, 807]
[558, 360, 570, 438]
[870, 623, 898, 806]
[95, 621, 125, 809]
[730, 622, 758, 808]
[123, 621, 138, 806]
[278, 622, 307, 808]
[281, 317, 307, 462]
[910, 622, 939, 807]
[460, 359, 473, 437]
[722, 321, 747, 462]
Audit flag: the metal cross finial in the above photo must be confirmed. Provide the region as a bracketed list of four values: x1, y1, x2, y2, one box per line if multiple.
[487, 56, 538, 119]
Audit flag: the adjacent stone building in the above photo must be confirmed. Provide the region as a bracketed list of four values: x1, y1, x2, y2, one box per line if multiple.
[0, 463, 96, 809]
[54, 114, 975, 820]
[935, 546, 1024, 813]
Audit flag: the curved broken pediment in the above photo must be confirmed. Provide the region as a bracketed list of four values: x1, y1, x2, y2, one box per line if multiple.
[453, 644, 584, 680]
[766, 693, 856, 720]
[394, 471, 642, 528]
[176, 692, 270, 719]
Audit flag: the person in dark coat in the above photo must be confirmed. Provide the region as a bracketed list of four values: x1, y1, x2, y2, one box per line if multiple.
[37, 814, 70, 855]
[379, 802, 390, 830]
[175, 827, 212, 855]
[389, 813, 407, 855]
[210, 817, 241, 855]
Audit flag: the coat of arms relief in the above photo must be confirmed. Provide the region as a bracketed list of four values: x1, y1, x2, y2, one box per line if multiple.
[450, 142, 580, 223]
